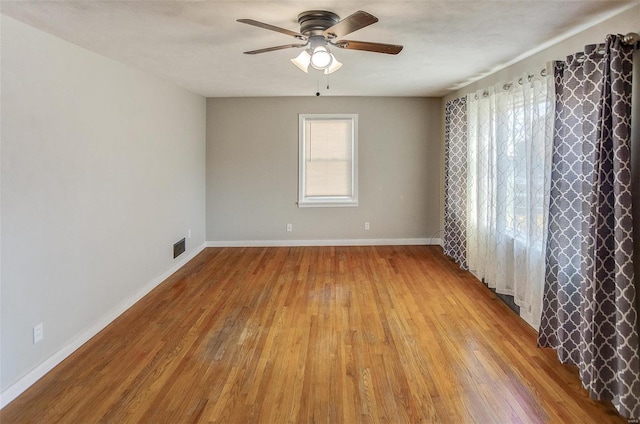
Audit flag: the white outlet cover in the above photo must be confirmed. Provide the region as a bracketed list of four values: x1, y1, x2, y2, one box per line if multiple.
[33, 323, 44, 344]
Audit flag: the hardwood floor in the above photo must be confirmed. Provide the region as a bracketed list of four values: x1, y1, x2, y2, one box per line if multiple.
[1, 246, 626, 423]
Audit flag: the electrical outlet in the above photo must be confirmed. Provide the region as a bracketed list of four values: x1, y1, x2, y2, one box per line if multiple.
[33, 323, 43, 344]
[286, 223, 293, 232]
[365, 222, 370, 230]
[188, 229, 192, 238]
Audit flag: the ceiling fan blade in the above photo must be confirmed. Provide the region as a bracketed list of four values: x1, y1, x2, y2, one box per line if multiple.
[323, 11, 378, 39]
[237, 19, 306, 40]
[243, 43, 308, 55]
[334, 40, 403, 55]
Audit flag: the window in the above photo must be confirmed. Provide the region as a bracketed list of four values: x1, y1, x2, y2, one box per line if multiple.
[461, 71, 554, 330]
[298, 114, 358, 207]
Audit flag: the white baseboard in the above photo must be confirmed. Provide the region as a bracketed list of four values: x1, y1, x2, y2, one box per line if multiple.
[0, 243, 206, 410]
[206, 238, 442, 247]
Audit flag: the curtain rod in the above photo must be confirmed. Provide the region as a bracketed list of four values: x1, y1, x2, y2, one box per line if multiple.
[466, 33, 638, 100]
[623, 32, 639, 46]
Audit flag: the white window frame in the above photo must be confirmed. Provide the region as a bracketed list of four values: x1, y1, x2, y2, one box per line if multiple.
[298, 114, 358, 208]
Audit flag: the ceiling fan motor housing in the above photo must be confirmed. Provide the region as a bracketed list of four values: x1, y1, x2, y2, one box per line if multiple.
[297, 10, 340, 37]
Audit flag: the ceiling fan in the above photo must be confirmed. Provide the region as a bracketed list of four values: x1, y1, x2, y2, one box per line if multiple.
[237, 10, 403, 74]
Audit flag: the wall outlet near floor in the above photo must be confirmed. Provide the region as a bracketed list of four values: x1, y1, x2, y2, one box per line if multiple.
[364, 222, 370, 230]
[33, 323, 44, 344]
[187, 229, 192, 238]
[286, 223, 293, 232]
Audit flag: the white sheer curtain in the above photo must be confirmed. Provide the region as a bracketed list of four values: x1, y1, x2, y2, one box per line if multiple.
[466, 70, 554, 328]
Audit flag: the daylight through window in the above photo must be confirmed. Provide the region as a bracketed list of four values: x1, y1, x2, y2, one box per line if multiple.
[298, 114, 358, 207]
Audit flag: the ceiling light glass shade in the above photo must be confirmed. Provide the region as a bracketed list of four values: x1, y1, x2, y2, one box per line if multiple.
[310, 46, 332, 70]
[291, 50, 311, 73]
[324, 54, 342, 75]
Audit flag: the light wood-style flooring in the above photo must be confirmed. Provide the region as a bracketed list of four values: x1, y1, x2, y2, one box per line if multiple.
[1, 246, 626, 423]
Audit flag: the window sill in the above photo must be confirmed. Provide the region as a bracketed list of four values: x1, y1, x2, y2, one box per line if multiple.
[298, 200, 358, 208]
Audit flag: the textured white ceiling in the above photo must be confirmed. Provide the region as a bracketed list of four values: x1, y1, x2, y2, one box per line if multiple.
[1, 1, 636, 97]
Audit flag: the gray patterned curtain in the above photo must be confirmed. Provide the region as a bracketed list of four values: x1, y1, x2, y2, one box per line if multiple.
[443, 97, 468, 269]
[538, 35, 640, 419]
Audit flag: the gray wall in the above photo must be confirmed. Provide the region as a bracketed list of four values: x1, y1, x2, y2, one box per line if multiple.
[1, 16, 206, 391]
[206, 97, 442, 243]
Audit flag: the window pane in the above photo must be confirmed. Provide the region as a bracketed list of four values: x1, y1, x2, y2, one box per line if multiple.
[305, 160, 352, 196]
[298, 114, 357, 207]
[305, 119, 352, 197]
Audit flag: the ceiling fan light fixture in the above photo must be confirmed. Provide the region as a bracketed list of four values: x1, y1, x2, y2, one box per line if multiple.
[310, 45, 332, 70]
[291, 50, 311, 73]
[324, 54, 342, 75]
[239, 10, 403, 77]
